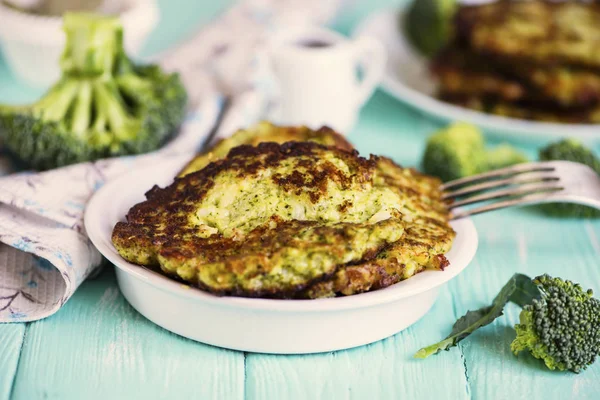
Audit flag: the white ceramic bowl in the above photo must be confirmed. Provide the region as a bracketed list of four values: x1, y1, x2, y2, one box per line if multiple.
[85, 158, 478, 354]
[0, 0, 159, 87]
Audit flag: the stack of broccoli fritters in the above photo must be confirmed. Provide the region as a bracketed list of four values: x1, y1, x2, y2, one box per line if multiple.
[432, 1, 600, 123]
[113, 135, 455, 299]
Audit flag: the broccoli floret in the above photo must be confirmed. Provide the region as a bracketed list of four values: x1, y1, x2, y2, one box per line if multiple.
[540, 139, 600, 171]
[421, 122, 527, 182]
[415, 273, 600, 373]
[0, 13, 187, 170]
[422, 122, 485, 182]
[486, 144, 529, 171]
[511, 275, 600, 373]
[538, 139, 600, 218]
[405, 0, 457, 56]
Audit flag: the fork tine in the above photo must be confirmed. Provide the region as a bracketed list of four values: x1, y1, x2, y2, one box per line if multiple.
[441, 162, 556, 191]
[451, 192, 558, 220]
[443, 171, 560, 200]
[449, 182, 563, 209]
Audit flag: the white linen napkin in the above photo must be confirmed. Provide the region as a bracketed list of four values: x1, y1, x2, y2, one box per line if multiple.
[0, 0, 344, 322]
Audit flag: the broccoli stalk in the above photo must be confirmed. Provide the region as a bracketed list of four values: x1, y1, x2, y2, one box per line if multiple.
[415, 273, 600, 373]
[0, 13, 187, 170]
[60, 13, 124, 77]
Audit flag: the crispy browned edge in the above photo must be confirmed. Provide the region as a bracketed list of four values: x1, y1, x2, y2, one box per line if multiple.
[177, 125, 355, 177]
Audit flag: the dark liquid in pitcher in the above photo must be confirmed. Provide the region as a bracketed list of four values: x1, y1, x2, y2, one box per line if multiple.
[297, 39, 332, 48]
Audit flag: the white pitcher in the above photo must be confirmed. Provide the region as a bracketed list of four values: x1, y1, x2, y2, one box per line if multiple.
[264, 26, 386, 135]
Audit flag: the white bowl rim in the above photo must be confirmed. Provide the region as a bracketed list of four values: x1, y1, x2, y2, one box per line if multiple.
[85, 157, 479, 313]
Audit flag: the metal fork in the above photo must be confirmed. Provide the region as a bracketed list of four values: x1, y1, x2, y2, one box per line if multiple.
[442, 161, 600, 220]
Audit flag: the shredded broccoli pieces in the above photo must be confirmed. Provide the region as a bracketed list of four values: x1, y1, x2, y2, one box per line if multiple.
[0, 13, 187, 170]
[421, 122, 528, 182]
[538, 139, 600, 218]
[511, 275, 600, 373]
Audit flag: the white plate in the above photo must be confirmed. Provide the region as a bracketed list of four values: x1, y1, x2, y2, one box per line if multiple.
[85, 157, 478, 354]
[353, 8, 600, 141]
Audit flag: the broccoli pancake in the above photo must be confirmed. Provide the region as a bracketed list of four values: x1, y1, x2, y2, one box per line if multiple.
[456, 1, 600, 69]
[303, 215, 453, 298]
[112, 142, 454, 298]
[433, 62, 526, 102]
[432, 48, 600, 107]
[441, 94, 600, 124]
[178, 121, 353, 177]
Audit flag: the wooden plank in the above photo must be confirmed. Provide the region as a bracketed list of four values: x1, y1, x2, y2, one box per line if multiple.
[448, 210, 600, 400]
[10, 268, 244, 400]
[0, 324, 25, 400]
[246, 285, 470, 400]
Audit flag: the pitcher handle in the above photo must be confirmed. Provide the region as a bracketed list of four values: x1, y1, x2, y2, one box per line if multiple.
[353, 36, 386, 106]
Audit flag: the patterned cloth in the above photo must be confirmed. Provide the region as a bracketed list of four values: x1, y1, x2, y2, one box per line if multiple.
[0, 0, 344, 322]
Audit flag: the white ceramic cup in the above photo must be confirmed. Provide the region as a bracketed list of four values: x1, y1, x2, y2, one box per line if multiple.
[265, 26, 386, 134]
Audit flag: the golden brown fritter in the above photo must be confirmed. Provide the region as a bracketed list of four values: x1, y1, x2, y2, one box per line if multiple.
[432, 48, 600, 108]
[440, 94, 600, 124]
[518, 65, 600, 108]
[433, 62, 526, 102]
[303, 217, 453, 298]
[113, 142, 454, 298]
[456, 1, 600, 69]
[178, 121, 353, 177]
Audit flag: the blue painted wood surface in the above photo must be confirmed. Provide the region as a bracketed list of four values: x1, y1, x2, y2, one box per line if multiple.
[1, 1, 600, 399]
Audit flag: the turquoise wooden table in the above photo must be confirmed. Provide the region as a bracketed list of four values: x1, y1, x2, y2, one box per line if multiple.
[1, 1, 600, 399]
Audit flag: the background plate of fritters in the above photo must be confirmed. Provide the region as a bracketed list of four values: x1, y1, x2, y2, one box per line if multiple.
[85, 154, 477, 354]
[353, 5, 600, 141]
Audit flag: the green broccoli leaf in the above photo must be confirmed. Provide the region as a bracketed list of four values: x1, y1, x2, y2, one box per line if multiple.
[507, 275, 542, 308]
[414, 273, 540, 358]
